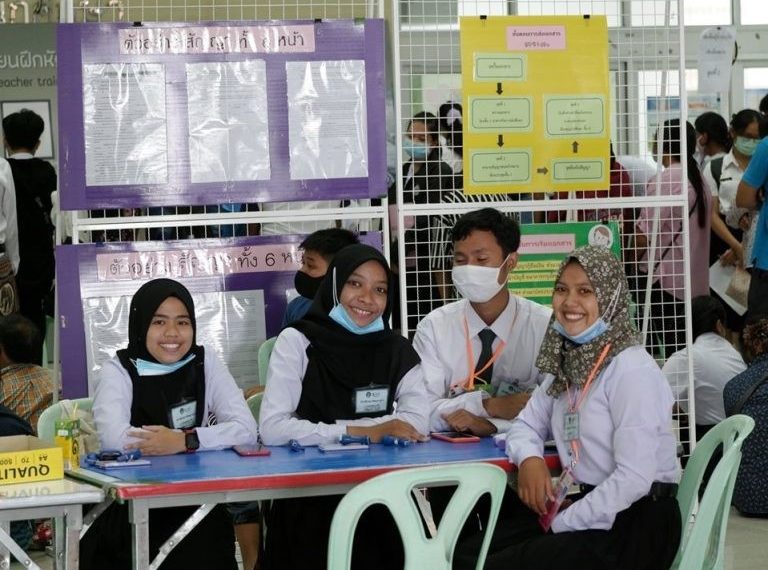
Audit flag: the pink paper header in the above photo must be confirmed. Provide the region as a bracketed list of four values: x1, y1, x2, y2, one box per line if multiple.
[96, 244, 302, 281]
[119, 25, 316, 55]
[506, 26, 566, 50]
[519, 234, 576, 255]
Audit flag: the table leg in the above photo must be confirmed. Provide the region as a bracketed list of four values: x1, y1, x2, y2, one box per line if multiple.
[0, 521, 10, 570]
[0, 522, 40, 570]
[129, 500, 150, 570]
[54, 516, 65, 570]
[63, 505, 83, 570]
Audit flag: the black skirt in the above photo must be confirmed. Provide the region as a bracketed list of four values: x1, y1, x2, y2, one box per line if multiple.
[455, 491, 681, 570]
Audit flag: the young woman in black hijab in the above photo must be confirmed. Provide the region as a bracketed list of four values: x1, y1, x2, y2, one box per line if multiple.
[260, 244, 429, 570]
[83, 278, 258, 569]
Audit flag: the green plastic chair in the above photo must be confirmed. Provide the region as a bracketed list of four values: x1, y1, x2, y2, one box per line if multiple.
[327, 463, 507, 570]
[672, 414, 755, 570]
[246, 392, 263, 422]
[257, 337, 278, 385]
[37, 397, 94, 442]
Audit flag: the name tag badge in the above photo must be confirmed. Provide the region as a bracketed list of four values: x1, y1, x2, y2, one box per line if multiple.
[170, 400, 197, 429]
[354, 385, 389, 415]
[563, 412, 579, 441]
[496, 380, 520, 396]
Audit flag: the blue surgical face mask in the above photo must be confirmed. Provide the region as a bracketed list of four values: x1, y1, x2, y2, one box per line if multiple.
[132, 353, 196, 376]
[552, 318, 609, 345]
[329, 304, 384, 335]
[402, 137, 430, 160]
[733, 136, 759, 157]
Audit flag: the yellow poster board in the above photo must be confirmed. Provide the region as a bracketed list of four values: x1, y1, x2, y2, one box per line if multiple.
[461, 16, 610, 194]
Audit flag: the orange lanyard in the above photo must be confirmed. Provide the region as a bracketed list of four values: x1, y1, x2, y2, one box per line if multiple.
[564, 343, 612, 466]
[462, 317, 507, 391]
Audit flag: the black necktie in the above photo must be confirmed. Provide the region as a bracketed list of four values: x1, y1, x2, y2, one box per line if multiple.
[476, 328, 496, 383]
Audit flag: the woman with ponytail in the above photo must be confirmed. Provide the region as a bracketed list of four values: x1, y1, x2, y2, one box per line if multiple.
[635, 119, 712, 356]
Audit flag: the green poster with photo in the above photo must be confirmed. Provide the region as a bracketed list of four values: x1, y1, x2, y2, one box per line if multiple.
[509, 221, 621, 305]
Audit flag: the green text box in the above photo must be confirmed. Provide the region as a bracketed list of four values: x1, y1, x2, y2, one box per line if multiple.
[475, 53, 526, 81]
[545, 96, 605, 137]
[471, 150, 531, 185]
[552, 160, 604, 181]
[470, 97, 532, 132]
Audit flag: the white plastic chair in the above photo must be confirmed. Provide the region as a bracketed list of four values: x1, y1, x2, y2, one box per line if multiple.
[327, 463, 507, 570]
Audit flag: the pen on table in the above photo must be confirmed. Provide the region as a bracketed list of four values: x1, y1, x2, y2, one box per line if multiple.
[381, 436, 411, 447]
[340, 434, 370, 446]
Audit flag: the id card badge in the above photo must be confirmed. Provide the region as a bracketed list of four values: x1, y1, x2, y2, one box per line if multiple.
[538, 467, 575, 532]
[354, 385, 389, 414]
[563, 412, 580, 442]
[169, 400, 197, 429]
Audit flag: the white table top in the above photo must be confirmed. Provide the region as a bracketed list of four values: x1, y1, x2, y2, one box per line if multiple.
[0, 478, 104, 509]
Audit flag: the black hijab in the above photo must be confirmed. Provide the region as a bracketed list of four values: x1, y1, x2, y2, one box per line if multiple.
[116, 278, 205, 428]
[290, 244, 420, 423]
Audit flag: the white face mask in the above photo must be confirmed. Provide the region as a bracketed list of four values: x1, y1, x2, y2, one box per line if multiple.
[452, 256, 510, 303]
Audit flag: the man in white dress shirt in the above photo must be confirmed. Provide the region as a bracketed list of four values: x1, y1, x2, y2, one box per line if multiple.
[662, 295, 746, 439]
[413, 208, 551, 436]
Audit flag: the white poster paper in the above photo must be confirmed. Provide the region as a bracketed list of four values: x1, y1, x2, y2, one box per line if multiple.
[83, 63, 168, 186]
[186, 60, 271, 183]
[698, 27, 736, 94]
[286, 60, 368, 180]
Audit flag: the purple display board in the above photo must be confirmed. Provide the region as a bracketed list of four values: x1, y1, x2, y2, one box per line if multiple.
[57, 20, 386, 210]
[57, 232, 382, 397]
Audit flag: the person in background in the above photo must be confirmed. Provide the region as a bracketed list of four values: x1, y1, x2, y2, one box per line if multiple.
[736, 117, 768, 322]
[259, 244, 428, 570]
[662, 295, 746, 441]
[438, 101, 464, 177]
[282, 228, 359, 327]
[413, 208, 551, 436]
[0, 314, 52, 433]
[694, 111, 730, 169]
[388, 111, 455, 332]
[84, 278, 257, 570]
[759, 93, 768, 117]
[2, 110, 55, 360]
[0, 157, 19, 318]
[703, 109, 762, 268]
[635, 119, 711, 357]
[724, 316, 768, 517]
[459, 246, 680, 569]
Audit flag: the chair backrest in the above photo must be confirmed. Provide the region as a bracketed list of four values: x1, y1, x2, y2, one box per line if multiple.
[246, 392, 263, 422]
[672, 414, 755, 570]
[37, 398, 94, 442]
[327, 463, 507, 570]
[257, 337, 277, 385]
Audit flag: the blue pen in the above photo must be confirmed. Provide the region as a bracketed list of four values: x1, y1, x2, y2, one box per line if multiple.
[288, 439, 305, 453]
[340, 434, 370, 446]
[381, 436, 411, 447]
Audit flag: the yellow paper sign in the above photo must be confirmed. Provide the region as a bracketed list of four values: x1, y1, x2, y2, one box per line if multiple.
[461, 16, 610, 194]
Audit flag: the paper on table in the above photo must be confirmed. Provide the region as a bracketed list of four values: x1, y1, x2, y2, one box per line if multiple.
[709, 260, 747, 316]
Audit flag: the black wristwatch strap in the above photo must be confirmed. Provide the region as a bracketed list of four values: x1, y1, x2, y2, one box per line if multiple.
[184, 428, 200, 453]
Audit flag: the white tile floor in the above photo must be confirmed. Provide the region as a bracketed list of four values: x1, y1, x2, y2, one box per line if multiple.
[9, 508, 768, 569]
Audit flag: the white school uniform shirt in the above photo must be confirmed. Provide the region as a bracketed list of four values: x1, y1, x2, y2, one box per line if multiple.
[93, 348, 258, 452]
[412, 292, 552, 434]
[702, 150, 744, 216]
[258, 327, 430, 446]
[662, 332, 746, 426]
[503, 345, 679, 534]
[0, 158, 19, 273]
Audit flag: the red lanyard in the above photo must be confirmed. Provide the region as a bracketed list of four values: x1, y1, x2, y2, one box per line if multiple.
[564, 343, 612, 465]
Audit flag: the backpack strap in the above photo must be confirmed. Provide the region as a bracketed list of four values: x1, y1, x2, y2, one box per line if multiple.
[730, 369, 768, 416]
[711, 156, 724, 191]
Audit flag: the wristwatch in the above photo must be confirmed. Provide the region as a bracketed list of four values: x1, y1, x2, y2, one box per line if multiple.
[183, 429, 200, 453]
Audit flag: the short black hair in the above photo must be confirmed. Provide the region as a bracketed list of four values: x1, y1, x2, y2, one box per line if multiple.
[450, 208, 521, 256]
[407, 111, 440, 145]
[694, 112, 730, 151]
[2, 109, 44, 151]
[759, 93, 768, 116]
[730, 109, 762, 134]
[691, 295, 725, 342]
[0, 314, 42, 364]
[300, 228, 359, 262]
